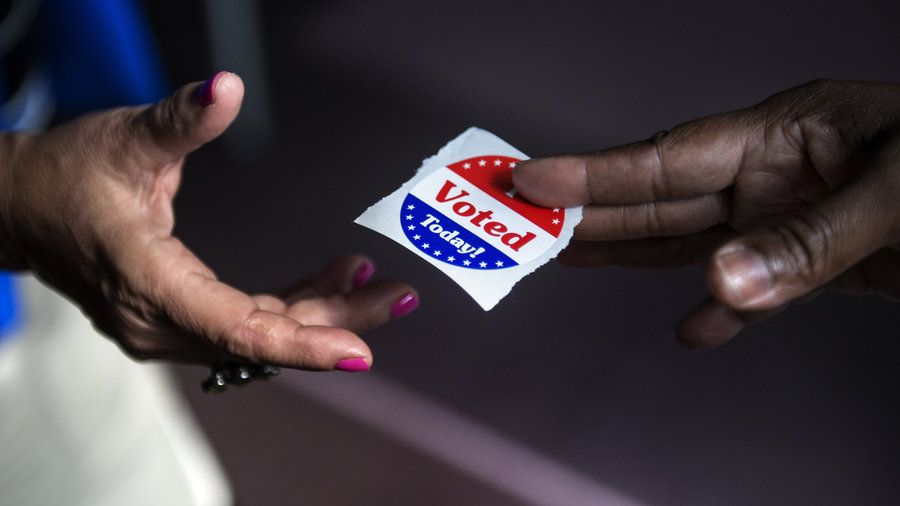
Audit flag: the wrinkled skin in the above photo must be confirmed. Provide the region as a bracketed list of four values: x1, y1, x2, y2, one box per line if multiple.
[0, 73, 417, 369]
[513, 80, 900, 348]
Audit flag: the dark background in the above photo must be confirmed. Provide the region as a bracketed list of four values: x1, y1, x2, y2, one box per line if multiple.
[143, 1, 900, 504]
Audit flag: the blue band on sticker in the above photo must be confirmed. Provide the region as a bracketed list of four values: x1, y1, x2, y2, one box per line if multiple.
[401, 194, 517, 270]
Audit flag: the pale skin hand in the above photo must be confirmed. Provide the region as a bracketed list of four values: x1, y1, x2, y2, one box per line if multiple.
[0, 72, 418, 369]
[513, 79, 900, 349]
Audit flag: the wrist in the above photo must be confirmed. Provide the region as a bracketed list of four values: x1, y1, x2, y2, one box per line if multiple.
[0, 131, 33, 270]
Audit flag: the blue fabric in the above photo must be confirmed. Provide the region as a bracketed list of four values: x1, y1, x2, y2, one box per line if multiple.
[0, 273, 20, 340]
[38, 0, 169, 118]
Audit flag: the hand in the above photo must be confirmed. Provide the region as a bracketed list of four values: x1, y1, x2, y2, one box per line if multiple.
[513, 79, 900, 349]
[0, 72, 418, 370]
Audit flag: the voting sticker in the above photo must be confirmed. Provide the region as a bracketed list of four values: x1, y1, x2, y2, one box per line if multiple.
[355, 127, 582, 310]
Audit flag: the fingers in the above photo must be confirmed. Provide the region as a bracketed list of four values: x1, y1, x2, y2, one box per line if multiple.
[280, 255, 376, 303]
[171, 270, 376, 370]
[129, 71, 244, 166]
[558, 225, 737, 269]
[134, 243, 381, 370]
[575, 192, 729, 241]
[675, 298, 784, 349]
[276, 254, 418, 334]
[676, 299, 743, 349]
[708, 146, 900, 311]
[212, 254, 417, 369]
[512, 113, 752, 207]
[284, 279, 419, 334]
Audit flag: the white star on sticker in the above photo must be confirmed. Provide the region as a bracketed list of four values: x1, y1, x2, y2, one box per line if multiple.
[553, 208, 560, 213]
[422, 243, 430, 249]
[434, 251, 441, 256]
[493, 159, 501, 166]
[509, 161, 516, 168]
[408, 225, 416, 230]
[447, 256, 455, 262]
[405, 215, 413, 220]
[496, 261, 504, 267]
[479, 261, 487, 268]
[407, 204, 415, 210]
[463, 260, 471, 266]
[413, 235, 420, 240]
[463, 162, 471, 169]
[478, 159, 486, 166]
[552, 219, 560, 225]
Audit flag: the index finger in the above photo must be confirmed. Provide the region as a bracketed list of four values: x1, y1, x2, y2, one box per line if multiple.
[512, 112, 753, 207]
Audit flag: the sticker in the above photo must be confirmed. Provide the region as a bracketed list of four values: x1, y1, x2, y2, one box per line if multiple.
[355, 127, 582, 310]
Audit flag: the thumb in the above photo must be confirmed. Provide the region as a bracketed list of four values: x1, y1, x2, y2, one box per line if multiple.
[708, 161, 900, 310]
[129, 71, 244, 165]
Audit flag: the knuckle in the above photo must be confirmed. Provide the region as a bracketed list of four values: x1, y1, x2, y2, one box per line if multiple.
[154, 96, 183, 131]
[760, 78, 837, 111]
[88, 109, 135, 165]
[614, 206, 635, 238]
[795, 78, 839, 99]
[253, 294, 288, 313]
[767, 211, 835, 285]
[576, 154, 600, 204]
[621, 202, 662, 238]
[647, 202, 664, 235]
[232, 312, 278, 362]
[135, 96, 187, 147]
[647, 130, 674, 201]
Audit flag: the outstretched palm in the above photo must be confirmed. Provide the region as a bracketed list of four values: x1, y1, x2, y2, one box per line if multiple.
[1, 72, 417, 369]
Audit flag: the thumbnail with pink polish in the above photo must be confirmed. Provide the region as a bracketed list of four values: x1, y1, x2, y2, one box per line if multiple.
[335, 357, 370, 372]
[197, 71, 227, 106]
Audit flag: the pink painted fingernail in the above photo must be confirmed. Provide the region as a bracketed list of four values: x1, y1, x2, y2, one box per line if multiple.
[197, 71, 227, 106]
[335, 357, 370, 372]
[352, 262, 376, 288]
[390, 292, 419, 319]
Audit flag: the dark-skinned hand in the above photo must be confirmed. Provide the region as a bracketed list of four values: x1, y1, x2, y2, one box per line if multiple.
[513, 80, 900, 348]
